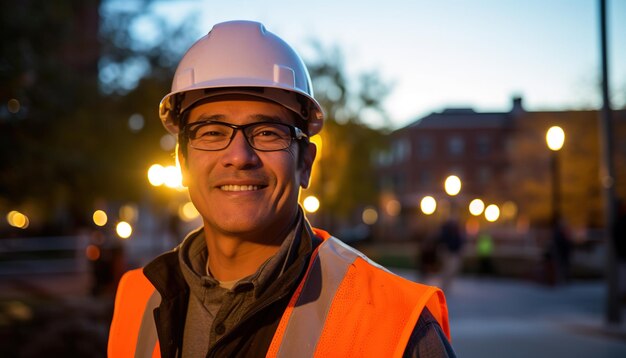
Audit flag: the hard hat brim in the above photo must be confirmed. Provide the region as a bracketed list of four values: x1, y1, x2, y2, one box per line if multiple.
[159, 83, 324, 136]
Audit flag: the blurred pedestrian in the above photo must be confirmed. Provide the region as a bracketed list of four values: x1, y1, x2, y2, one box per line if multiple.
[108, 20, 454, 357]
[551, 220, 572, 284]
[439, 218, 465, 291]
[476, 231, 494, 276]
[417, 230, 440, 282]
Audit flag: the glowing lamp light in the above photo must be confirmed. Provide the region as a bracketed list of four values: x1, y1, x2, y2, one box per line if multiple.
[179, 202, 200, 222]
[7, 210, 29, 229]
[85, 244, 101, 261]
[163, 165, 183, 189]
[148, 164, 165, 186]
[116, 221, 133, 239]
[303, 196, 320, 213]
[546, 126, 565, 151]
[386, 199, 401, 216]
[501, 201, 518, 220]
[484, 204, 500, 222]
[469, 199, 485, 216]
[119, 204, 138, 222]
[92, 210, 108, 227]
[362, 207, 378, 225]
[444, 175, 462, 196]
[420, 196, 437, 215]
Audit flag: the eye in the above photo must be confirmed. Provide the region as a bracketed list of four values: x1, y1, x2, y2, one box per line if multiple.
[257, 129, 281, 137]
[251, 124, 289, 139]
[193, 124, 230, 138]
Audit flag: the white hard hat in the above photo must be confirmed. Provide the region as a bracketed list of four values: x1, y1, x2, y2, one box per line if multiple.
[159, 20, 324, 135]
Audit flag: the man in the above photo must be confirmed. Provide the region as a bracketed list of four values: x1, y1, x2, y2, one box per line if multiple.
[108, 20, 455, 357]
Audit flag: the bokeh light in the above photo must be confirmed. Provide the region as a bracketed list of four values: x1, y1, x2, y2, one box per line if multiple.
[485, 204, 500, 222]
[385, 199, 401, 216]
[420, 196, 437, 215]
[148, 164, 184, 190]
[148, 164, 165, 186]
[546, 126, 565, 151]
[116, 221, 132, 239]
[92, 210, 108, 227]
[469, 199, 485, 216]
[444, 175, 462, 196]
[128, 113, 144, 132]
[119, 204, 138, 222]
[501, 201, 518, 220]
[163, 165, 183, 189]
[7, 210, 29, 229]
[160, 134, 177, 151]
[85, 244, 101, 261]
[179, 202, 200, 222]
[362, 206, 378, 225]
[303, 195, 320, 213]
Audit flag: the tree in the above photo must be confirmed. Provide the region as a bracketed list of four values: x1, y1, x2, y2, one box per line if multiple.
[0, 0, 193, 234]
[301, 43, 392, 230]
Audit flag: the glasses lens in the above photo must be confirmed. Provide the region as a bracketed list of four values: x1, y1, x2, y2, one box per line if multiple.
[246, 123, 293, 151]
[187, 122, 297, 151]
[189, 122, 233, 150]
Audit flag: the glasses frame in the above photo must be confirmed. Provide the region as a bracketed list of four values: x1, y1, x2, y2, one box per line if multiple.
[183, 120, 309, 152]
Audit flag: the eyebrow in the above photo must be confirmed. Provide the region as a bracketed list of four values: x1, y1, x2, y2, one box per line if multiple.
[192, 113, 288, 124]
[193, 114, 225, 122]
[250, 114, 286, 124]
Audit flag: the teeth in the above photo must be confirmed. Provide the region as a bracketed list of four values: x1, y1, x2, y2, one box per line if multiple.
[220, 185, 259, 192]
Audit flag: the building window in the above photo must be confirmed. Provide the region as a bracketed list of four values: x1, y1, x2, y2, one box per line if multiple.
[416, 136, 434, 160]
[392, 138, 411, 163]
[478, 166, 491, 185]
[419, 170, 433, 187]
[477, 135, 491, 156]
[447, 135, 464, 157]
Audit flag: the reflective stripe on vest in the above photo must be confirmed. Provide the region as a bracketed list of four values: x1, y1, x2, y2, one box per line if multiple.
[267, 229, 450, 358]
[108, 269, 161, 358]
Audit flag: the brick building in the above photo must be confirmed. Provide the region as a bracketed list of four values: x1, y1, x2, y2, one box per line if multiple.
[375, 97, 626, 242]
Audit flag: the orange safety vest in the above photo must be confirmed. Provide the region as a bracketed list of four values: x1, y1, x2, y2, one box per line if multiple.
[108, 229, 450, 357]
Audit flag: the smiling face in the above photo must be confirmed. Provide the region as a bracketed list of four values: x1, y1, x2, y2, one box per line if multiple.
[179, 96, 316, 243]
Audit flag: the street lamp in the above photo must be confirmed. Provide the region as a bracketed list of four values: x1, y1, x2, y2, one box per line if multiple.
[444, 175, 462, 196]
[484, 204, 500, 223]
[546, 126, 565, 226]
[444, 175, 462, 217]
[469, 199, 485, 216]
[420, 196, 437, 215]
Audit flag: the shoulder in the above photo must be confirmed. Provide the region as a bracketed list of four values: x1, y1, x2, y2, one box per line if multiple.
[403, 308, 456, 358]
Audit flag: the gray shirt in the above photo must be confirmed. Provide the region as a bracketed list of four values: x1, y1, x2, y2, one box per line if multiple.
[178, 213, 305, 358]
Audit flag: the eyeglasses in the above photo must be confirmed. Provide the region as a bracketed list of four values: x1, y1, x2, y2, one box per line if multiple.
[183, 120, 308, 152]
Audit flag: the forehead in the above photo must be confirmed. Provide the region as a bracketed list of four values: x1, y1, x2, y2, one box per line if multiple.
[187, 95, 294, 125]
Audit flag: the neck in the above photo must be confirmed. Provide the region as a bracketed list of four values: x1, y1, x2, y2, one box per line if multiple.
[202, 216, 297, 282]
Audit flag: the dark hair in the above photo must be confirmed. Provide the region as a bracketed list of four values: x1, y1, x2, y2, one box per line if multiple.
[177, 110, 310, 168]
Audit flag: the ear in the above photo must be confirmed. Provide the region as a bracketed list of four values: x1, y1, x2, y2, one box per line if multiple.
[177, 143, 190, 187]
[298, 142, 317, 189]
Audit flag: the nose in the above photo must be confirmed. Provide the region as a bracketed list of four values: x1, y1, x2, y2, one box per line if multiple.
[220, 129, 260, 169]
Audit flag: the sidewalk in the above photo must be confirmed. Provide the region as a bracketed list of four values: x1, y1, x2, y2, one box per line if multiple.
[395, 269, 626, 358]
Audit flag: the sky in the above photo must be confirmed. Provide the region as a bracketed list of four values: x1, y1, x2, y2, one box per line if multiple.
[136, 0, 625, 129]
